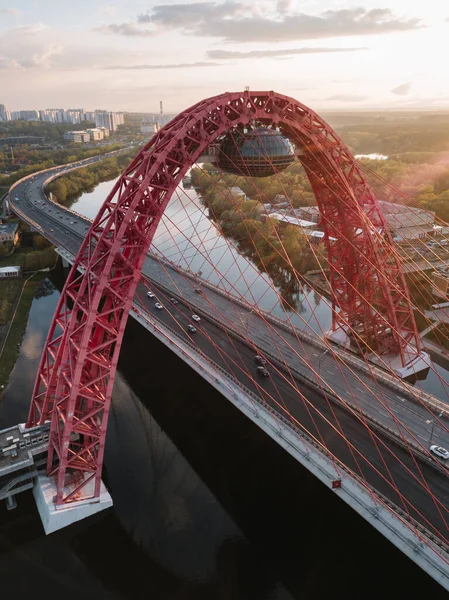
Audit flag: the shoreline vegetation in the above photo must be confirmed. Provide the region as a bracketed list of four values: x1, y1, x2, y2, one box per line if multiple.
[0, 228, 59, 394]
[0, 272, 50, 394]
[191, 165, 328, 310]
[46, 148, 135, 208]
[0, 143, 125, 189]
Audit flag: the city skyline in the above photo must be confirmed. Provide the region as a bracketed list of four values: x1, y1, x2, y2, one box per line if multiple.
[0, 105, 125, 131]
[0, 1, 448, 112]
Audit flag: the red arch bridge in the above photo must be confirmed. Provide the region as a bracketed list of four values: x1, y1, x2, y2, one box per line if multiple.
[4, 91, 449, 590]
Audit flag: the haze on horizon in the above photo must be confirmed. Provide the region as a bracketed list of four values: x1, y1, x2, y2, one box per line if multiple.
[0, 0, 448, 113]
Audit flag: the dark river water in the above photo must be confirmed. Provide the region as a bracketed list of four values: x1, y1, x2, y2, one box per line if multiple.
[0, 180, 447, 598]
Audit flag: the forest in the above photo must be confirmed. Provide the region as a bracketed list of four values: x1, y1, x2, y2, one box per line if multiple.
[336, 116, 449, 221]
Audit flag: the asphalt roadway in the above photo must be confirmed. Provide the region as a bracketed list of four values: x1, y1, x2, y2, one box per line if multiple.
[9, 163, 449, 544]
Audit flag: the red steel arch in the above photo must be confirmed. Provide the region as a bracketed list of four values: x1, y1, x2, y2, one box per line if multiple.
[27, 91, 420, 503]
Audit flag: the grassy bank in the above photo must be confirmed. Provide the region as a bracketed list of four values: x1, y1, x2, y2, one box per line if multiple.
[0, 272, 47, 393]
[0, 278, 23, 325]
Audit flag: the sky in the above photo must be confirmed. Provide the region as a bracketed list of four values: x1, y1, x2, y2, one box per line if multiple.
[0, 0, 448, 113]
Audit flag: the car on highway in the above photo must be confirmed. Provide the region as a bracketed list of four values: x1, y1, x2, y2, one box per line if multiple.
[257, 366, 269, 377]
[170, 297, 178, 305]
[50, 228, 54, 232]
[147, 291, 155, 298]
[187, 324, 197, 334]
[430, 445, 449, 460]
[254, 355, 267, 366]
[191, 314, 201, 322]
[155, 302, 163, 310]
[65, 230, 69, 234]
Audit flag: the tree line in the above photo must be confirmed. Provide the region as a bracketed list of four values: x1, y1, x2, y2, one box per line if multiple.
[0, 143, 124, 187]
[0, 119, 94, 142]
[47, 149, 135, 207]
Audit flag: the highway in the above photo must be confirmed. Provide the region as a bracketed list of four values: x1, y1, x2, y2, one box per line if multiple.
[8, 162, 449, 545]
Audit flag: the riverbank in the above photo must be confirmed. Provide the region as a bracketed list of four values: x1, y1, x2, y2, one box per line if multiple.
[0, 271, 48, 394]
[0, 226, 58, 395]
[47, 148, 135, 209]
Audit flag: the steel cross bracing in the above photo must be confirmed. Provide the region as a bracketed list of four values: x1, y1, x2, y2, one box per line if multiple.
[26, 91, 421, 503]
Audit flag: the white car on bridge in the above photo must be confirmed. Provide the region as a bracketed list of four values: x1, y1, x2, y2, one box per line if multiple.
[430, 445, 449, 460]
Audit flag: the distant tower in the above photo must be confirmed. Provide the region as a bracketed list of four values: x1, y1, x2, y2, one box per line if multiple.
[244, 86, 250, 92]
[160, 101, 163, 118]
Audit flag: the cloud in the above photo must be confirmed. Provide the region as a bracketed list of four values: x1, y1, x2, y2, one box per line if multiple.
[208, 46, 366, 59]
[96, 22, 154, 37]
[0, 8, 20, 16]
[103, 61, 220, 69]
[94, 23, 154, 37]
[0, 25, 63, 70]
[391, 81, 412, 95]
[122, 4, 423, 43]
[0, 43, 63, 69]
[276, 0, 292, 15]
[15, 24, 49, 35]
[102, 5, 117, 15]
[326, 94, 367, 102]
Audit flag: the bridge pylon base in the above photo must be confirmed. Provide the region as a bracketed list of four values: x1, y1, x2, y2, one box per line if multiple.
[326, 325, 431, 379]
[33, 474, 113, 535]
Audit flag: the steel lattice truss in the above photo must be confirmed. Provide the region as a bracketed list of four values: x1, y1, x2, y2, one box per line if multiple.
[27, 91, 420, 503]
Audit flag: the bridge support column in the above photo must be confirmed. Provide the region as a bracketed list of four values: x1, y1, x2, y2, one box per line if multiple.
[33, 474, 112, 535]
[326, 324, 430, 379]
[6, 495, 17, 510]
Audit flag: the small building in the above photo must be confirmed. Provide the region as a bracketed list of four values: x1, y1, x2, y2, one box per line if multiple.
[433, 224, 449, 236]
[0, 222, 19, 245]
[295, 206, 321, 223]
[306, 230, 337, 246]
[267, 212, 316, 229]
[85, 128, 107, 141]
[230, 186, 246, 200]
[63, 131, 91, 143]
[141, 119, 159, 135]
[0, 266, 21, 279]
